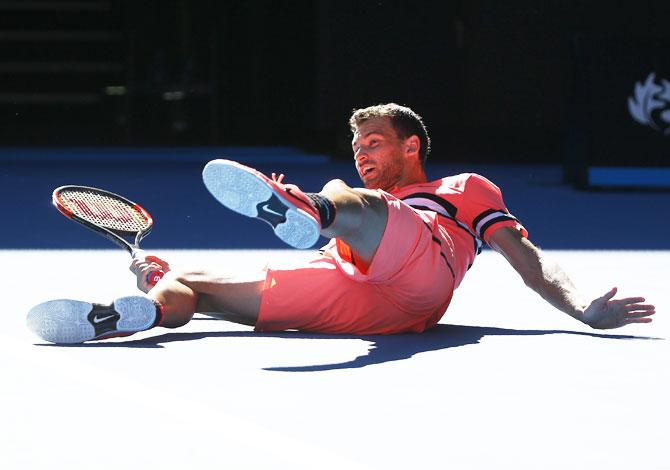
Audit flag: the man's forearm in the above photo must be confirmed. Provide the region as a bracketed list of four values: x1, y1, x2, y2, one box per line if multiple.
[489, 229, 591, 324]
[523, 255, 589, 322]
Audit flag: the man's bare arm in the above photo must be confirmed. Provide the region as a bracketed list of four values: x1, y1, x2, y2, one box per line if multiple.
[487, 227, 655, 329]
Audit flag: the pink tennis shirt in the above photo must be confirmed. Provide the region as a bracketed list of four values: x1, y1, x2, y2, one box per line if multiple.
[392, 173, 528, 288]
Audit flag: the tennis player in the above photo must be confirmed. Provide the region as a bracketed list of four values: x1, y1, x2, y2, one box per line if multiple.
[28, 103, 655, 343]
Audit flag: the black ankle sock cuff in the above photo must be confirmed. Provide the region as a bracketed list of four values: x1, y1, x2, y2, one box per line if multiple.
[151, 300, 164, 327]
[305, 193, 336, 229]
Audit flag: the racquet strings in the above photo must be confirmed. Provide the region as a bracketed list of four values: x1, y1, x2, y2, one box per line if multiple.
[57, 188, 151, 233]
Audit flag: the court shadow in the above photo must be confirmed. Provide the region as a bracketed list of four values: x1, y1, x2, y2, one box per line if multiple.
[40, 322, 660, 371]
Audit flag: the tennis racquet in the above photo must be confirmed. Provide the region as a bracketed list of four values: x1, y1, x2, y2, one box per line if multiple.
[52, 185, 164, 285]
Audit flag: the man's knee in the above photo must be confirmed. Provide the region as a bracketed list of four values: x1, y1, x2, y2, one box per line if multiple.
[321, 180, 383, 208]
[170, 269, 209, 286]
[169, 269, 242, 290]
[321, 178, 350, 194]
[359, 189, 386, 212]
[319, 183, 387, 244]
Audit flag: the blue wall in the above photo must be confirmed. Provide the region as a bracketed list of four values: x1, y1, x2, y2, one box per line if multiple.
[2, 148, 668, 250]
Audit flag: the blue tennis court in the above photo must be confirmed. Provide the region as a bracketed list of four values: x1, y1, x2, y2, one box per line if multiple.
[2, 149, 668, 469]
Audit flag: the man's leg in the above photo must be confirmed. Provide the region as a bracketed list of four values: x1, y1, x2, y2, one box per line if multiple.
[317, 179, 388, 265]
[26, 266, 266, 344]
[202, 160, 389, 259]
[149, 269, 265, 328]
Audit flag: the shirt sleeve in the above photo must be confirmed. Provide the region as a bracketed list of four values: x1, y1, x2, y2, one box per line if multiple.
[458, 174, 528, 245]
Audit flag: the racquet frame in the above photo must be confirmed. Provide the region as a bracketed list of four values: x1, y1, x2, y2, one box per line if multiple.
[52, 185, 163, 284]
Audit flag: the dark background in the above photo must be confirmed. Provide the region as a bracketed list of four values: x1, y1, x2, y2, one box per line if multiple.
[1, 1, 669, 250]
[2, 0, 670, 163]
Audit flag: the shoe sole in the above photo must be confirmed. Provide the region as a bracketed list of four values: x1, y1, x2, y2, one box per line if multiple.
[26, 296, 157, 344]
[202, 159, 320, 249]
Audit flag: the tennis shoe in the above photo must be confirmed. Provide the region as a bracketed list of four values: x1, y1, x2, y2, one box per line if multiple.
[202, 159, 321, 249]
[27, 296, 160, 344]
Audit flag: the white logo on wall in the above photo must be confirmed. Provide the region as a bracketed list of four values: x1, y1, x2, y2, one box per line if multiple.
[628, 72, 670, 135]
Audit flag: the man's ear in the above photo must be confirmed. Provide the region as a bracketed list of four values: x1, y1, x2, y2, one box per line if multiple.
[405, 135, 421, 158]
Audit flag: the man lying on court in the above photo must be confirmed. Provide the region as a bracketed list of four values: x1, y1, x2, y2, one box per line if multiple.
[28, 103, 656, 343]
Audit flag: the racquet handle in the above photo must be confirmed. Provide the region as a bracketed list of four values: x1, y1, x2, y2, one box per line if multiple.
[146, 270, 164, 285]
[132, 249, 165, 286]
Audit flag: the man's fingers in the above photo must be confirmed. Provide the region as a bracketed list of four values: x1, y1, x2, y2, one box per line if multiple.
[600, 287, 618, 301]
[615, 296, 646, 305]
[129, 258, 143, 273]
[624, 303, 655, 312]
[626, 309, 656, 318]
[145, 255, 167, 264]
[624, 317, 653, 324]
[130, 259, 161, 275]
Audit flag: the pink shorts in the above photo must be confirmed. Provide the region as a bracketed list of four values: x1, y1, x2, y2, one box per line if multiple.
[255, 191, 455, 335]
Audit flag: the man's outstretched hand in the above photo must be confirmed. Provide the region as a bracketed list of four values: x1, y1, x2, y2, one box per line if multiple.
[582, 287, 656, 329]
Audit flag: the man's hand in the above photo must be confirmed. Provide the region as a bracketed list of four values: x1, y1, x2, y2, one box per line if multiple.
[582, 287, 656, 329]
[130, 254, 170, 293]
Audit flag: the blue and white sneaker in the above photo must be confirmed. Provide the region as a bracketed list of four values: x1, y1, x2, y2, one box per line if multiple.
[202, 159, 321, 249]
[27, 296, 160, 344]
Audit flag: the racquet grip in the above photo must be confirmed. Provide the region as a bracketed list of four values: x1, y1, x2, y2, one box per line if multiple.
[132, 249, 164, 286]
[146, 270, 164, 285]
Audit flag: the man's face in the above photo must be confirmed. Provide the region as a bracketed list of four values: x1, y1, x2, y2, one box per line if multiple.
[351, 117, 407, 191]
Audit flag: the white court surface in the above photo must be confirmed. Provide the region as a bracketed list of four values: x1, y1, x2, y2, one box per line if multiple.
[1, 249, 668, 470]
